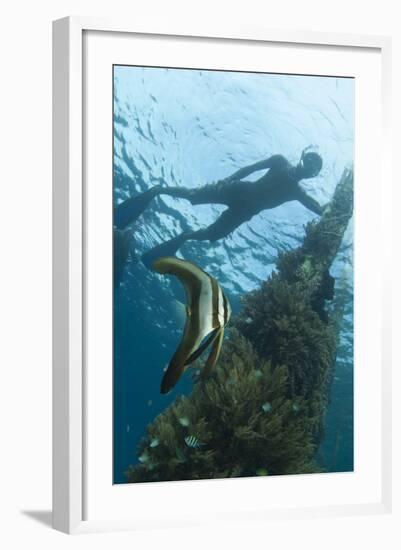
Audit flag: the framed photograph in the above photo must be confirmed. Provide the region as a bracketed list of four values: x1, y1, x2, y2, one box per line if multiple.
[52, 17, 392, 534]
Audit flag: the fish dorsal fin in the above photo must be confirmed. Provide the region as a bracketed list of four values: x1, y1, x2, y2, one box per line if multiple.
[154, 256, 209, 294]
[184, 328, 219, 367]
[170, 299, 187, 327]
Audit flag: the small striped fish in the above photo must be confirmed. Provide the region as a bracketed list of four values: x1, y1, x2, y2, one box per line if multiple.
[184, 435, 205, 449]
[153, 257, 231, 394]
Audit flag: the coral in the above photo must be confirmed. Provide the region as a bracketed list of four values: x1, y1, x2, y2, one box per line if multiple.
[236, 274, 336, 408]
[125, 168, 354, 482]
[276, 168, 353, 320]
[126, 332, 319, 482]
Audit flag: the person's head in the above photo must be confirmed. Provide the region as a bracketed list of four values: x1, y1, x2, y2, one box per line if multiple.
[296, 151, 323, 180]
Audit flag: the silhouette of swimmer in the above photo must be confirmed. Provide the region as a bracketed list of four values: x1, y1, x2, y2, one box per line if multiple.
[141, 150, 324, 267]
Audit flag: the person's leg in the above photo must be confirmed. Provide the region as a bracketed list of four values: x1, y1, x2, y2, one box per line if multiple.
[188, 208, 240, 242]
[160, 187, 193, 201]
[141, 208, 240, 269]
[161, 181, 231, 206]
[141, 230, 193, 269]
[114, 180, 234, 230]
[113, 182, 205, 230]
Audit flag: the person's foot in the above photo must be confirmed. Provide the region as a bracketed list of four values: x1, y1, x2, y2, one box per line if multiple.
[149, 184, 163, 197]
[114, 185, 162, 229]
[141, 232, 193, 270]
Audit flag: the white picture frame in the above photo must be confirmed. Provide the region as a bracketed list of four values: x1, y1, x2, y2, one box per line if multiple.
[52, 16, 392, 534]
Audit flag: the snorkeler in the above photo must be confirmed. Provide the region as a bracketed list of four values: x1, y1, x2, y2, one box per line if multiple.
[140, 149, 324, 266]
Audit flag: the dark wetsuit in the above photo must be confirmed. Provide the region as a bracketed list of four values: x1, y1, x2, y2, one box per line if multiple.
[161, 154, 323, 242]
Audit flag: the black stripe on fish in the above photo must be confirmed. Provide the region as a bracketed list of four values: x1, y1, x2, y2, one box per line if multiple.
[210, 276, 220, 329]
[222, 291, 229, 326]
[184, 328, 219, 366]
[187, 276, 202, 348]
[184, 435, 204, 448]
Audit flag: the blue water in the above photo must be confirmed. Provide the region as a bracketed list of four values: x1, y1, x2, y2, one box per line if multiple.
[113, 66, 354, 483]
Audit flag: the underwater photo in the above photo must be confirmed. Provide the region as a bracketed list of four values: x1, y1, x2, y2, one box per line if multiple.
[113, 65, 354, 484]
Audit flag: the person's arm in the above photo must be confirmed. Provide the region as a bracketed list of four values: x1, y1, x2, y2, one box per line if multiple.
[225, 154, 286, 182]
[296, 187, 323, 216]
